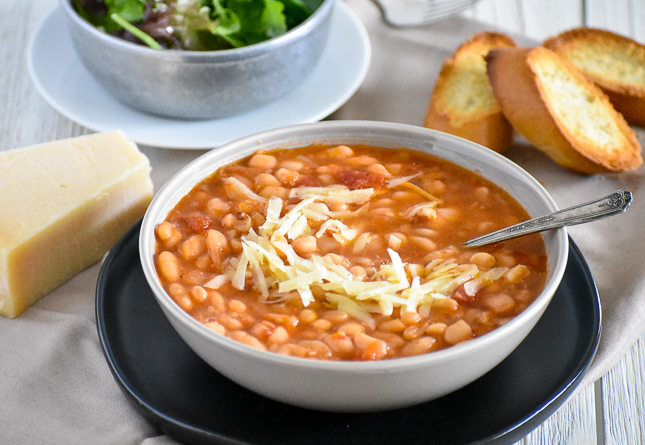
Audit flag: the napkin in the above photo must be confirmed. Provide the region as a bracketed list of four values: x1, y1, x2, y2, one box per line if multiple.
[2, 0, 644, 444]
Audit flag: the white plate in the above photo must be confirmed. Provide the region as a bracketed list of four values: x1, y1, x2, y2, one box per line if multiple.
[27, 2, 371, 149]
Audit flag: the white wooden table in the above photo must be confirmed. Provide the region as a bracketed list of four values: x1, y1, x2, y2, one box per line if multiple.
[1, 0, 643, 443]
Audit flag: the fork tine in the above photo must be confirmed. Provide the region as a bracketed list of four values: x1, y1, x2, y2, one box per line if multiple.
[423, 1, 479, 22]
[372, 0, 480, 27]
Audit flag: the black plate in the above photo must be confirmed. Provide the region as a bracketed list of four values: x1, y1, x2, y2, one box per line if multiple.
[96, 220, 601, 445]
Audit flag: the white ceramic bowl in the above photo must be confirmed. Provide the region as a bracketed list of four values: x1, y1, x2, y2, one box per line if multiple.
[139, 121, 568, 412]
[58, 0, 335, 119]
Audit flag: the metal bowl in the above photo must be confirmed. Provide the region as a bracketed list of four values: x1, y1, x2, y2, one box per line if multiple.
[58, 0, 336, 119]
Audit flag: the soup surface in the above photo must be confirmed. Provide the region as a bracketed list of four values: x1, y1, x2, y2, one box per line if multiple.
[154, 144, 547, 361]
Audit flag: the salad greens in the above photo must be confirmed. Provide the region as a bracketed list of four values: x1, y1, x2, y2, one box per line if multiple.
[72, 0, 324, 51]
[109, 11, 162, 49]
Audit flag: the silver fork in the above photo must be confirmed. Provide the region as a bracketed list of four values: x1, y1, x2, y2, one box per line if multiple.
[372, 0, 481, 27]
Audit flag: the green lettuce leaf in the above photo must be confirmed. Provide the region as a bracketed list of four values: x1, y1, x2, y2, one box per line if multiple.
[281, 0, 321, 28]
[74, 0, 324, 50]
[73, 0, 146, 32]
[105, 0, 146, 22]
[173, 0, 243, 50]
[224, 0, 287, 46]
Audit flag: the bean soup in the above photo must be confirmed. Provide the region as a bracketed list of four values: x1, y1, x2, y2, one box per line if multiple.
[154, 144, 547, 361]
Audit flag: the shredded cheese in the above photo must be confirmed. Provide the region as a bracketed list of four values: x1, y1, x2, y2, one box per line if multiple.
[325, 293, 375, 329]
[224, 177, 268, 203]
[232, 252, 249, 290]
[290, 186, 374, 204]
[211, 183, 508, 318]
[386, 173, 422, 188]
[463, 267, 509, 297]
[353, 232, 372, 252]
[403, 202, 439, 219]
[203, 274, 227, 289]
[287, 214, 309, 240]
[259, 197, 283, 235]
[388, 249, 410, 287]
[398, 181, 440, 202]
[329, 202, 371, 219]
[301, 208, 330, 221]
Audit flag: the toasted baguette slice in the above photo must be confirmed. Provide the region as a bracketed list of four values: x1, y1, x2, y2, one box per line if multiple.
[486, 46, 642, 174]
[544, 28, 645, 127]
[424, 32, 516, 153]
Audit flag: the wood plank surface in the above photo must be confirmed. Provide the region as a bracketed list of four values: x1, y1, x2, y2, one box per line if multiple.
[602, 339, 645, 445]
[463, 0, 582, 40]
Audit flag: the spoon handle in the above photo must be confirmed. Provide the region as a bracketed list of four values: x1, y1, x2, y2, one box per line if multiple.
[465, 189, 633, 247]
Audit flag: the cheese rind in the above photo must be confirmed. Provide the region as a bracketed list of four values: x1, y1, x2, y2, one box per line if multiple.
[0, 131, 153, 318]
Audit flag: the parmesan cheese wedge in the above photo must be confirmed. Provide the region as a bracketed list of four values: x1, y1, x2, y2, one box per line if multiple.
[0, 131, 153, 318]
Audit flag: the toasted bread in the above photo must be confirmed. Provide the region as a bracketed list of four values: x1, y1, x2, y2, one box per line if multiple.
[424, 32, 516, 153]
[544, 28, 645, 127]
[485, 46, 642, 174]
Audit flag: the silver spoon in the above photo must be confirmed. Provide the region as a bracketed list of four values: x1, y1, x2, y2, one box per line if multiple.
[465, 189, 633, 247]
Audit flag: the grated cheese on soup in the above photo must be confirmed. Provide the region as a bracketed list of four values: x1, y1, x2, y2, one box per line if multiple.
[220, 185, 501, 317]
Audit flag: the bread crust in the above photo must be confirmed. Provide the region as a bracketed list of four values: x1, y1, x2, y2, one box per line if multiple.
[544, 27, 645, 127]
[486, 46, 642, 174]
[424, 32, 516, 153]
